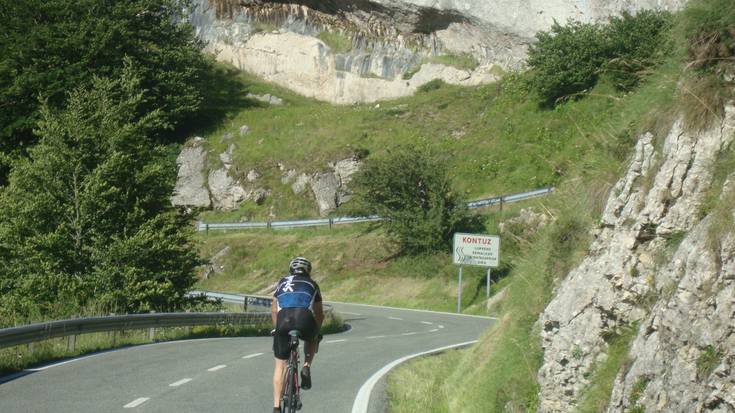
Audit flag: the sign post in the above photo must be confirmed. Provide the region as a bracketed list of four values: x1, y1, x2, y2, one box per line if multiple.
[453, 233, 500, 313]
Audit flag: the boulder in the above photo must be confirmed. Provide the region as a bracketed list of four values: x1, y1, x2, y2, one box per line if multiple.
[310, 172, 339, 216]
[239, 125, 250, 136]
[171, 138, 211, 208]
[219, 144, 236, 169]
[281, 169, 297, 184]
[292, 173, 310, 195]
[246, 93, 284, 106]
[246, 169, 260, 182]
[208, 168, 248, 211]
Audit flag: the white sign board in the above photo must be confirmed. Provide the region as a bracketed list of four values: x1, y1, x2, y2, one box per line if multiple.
[453, 233, 500, 267]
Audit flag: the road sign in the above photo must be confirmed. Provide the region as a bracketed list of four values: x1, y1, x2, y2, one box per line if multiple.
[453, 233, 500, 267]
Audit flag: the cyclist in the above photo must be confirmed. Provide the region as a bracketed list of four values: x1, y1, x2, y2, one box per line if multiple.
[271, 257, 324, 413]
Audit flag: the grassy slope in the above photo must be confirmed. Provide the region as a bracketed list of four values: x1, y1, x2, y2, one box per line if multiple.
[197, 65, 628, 222]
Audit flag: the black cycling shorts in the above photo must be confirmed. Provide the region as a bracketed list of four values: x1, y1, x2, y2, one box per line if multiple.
[273, 308, 318, 360]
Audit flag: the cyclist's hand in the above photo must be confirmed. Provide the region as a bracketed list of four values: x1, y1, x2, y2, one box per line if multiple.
[270, 328, 276, 336]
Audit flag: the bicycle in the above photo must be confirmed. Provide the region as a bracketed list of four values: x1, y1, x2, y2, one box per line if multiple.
[280, 330, 303, 413]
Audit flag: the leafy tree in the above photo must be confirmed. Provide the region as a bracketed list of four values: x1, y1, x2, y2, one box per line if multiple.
[350, 146, 484, 255]
[0, 0, 210, 154]
[0, 68, 201, 323]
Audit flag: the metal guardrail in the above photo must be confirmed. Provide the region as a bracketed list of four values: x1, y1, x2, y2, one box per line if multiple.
[0, 312, 271, 350]
[0, 291, 332, 350]
[198, 187, 555, 231]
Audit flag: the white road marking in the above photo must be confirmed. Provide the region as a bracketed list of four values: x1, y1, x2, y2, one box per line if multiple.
[208, 365, 227, 372]
[340, 311, 362, 316]
[388, 317, 403, 321]
[242, 353, 264, 359]
[429, 329, 439, 332]
[169, 378, 192, 387]
[420, 321, 433, 325]
[401, 332, 417, 336]
[367, 335, 385, 339]
[327, 300, 497, 320]
[351, 340, 478, 413]
[438, 325, 445, 329]
[325, 339, 347, 344]
[124, 398, 150, 408]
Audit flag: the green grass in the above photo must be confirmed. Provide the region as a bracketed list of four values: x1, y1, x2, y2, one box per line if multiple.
[194, 56, 682, 223]
[426, 52, 480, 71]
[195, 222, 511, 313]
[575, 325, 637, 413]
[316, 31, 352, 53]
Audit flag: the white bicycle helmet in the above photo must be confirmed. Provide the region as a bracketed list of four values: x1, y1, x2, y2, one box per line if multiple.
[288, 256, 312, 276]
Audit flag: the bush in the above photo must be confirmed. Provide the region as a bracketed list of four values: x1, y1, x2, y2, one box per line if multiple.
[604, 10, 674, 91]
[417, 79, 446, 93]
[350, 146, 484, 255]
[528, 11, 674, 105]
[527, 21, 610, 106]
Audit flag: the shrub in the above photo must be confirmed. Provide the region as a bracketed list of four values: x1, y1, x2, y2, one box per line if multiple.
[604, 10, 674, 91]
[528, 11, 674, 105]
[350, 146, 484, 255]
[527, 21, 610, 106]
[417, 79, 445, 93]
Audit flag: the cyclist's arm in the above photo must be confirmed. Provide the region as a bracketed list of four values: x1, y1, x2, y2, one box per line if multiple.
[313, 301, 324, 329]
[271, 298, 278, 327]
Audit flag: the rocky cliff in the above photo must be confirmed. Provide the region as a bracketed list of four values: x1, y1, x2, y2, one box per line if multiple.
[188, 0, 683, 103]
[538, 104, 735, 412]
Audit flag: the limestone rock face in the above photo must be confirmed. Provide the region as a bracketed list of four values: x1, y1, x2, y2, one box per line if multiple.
[189, 0, 684, 104]
[292, 173, 310, 195]
[537, 105, 735, 412]
[171, 138, 211, 208]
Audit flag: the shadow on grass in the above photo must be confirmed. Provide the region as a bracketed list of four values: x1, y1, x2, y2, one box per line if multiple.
[175, 63, 266, 139]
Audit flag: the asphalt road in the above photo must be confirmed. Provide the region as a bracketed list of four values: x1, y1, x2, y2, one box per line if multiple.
[0, 302, 493, 413]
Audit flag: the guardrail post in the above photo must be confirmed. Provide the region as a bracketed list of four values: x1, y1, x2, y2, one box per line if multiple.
[205, 223, 209, 234]
[67, 335, 76, 352]
[149, 311, 156, 341]
[329, 218, 333, 229]
[499, 197, 504, 212]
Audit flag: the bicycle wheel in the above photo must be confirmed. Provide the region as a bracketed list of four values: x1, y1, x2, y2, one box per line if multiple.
[282, 366, 298, 413]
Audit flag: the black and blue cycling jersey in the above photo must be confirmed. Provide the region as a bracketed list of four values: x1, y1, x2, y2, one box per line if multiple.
[274, 274, 322, 312]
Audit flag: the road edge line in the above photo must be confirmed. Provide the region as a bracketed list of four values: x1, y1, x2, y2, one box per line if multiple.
[328, 301, 497, 320]
[350, 340, 478, 413]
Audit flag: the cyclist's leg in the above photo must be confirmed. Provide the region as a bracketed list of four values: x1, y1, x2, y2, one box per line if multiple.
[272, 358, 286, 409]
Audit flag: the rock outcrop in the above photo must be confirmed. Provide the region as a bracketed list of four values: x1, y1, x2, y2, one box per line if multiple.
[189, 0, 683, 103]
[537, 106, 735, 412]
[171, 138, 211, 208]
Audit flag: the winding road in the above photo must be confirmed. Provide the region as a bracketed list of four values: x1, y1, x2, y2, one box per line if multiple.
[0, 301, 493, 412]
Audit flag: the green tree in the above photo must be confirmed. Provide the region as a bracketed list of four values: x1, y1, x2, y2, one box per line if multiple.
[350, 147, 484, 255]
[0, 0, 210, 154]
[0, 68, 201, 324]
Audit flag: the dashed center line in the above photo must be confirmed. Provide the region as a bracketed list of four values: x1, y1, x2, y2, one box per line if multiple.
[242, 353, 264, 359]
[325, 339, 347, 344]
[340, 311, 362, 316]
[207, 365, 227, 372]
[437, 325, 445, 329]
[367, 335, 385, 339]
[401, 332, 417, 336]
[169, 378, 192, 387]
[420, 321, 433, 325]
[388, 317, 403, 321]
[124, 398, 150, 408]
[429, 329, 439, 332]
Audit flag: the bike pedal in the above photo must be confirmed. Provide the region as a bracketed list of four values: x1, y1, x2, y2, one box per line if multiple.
[296, 400, 302, 411]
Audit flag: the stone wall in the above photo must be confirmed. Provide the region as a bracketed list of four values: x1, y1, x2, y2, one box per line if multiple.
[537, 105, 735, 412]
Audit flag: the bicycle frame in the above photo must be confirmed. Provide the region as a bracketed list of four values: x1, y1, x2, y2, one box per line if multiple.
[280, 330, 302, 413]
